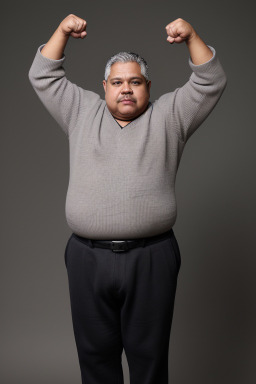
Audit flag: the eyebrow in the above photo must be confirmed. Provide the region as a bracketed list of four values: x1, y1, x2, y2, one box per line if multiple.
[110, 76, 143, 81]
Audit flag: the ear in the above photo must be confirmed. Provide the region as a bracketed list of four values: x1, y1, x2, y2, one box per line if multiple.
[102, 80, 107, 93]
[147, 80, 151, 93]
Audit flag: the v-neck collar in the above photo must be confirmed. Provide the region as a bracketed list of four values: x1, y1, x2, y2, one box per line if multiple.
[105, 102, 152, 131]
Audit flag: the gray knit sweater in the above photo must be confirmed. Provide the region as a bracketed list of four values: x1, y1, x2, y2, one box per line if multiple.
[28, 43, 227, 239]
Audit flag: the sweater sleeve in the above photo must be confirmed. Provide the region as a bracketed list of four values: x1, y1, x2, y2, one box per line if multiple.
[155, 45, 227, 143]
[28, 43, 101, 137]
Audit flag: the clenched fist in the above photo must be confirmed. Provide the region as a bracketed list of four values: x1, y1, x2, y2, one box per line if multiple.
[59, 14, 87, 39]
[165, 18, 196, 44]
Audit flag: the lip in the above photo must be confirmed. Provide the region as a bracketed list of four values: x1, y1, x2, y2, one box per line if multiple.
[121, 100, 135, 104]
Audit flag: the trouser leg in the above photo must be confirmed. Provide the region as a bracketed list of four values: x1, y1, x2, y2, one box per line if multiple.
[120, 232, 181, 384]
[64, 234, 124, 384]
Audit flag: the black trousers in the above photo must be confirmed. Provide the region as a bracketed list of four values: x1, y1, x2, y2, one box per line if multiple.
[64, 228, 181, 384]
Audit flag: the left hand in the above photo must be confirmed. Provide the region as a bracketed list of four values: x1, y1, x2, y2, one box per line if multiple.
[165, 18, 196, 44]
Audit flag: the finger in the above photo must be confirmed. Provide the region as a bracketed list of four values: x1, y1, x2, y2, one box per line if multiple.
[78, 18, 86, 28]
[167, 36, 175, 43]
[165, 24, 174, 38]
[169, 24, 178, 37]
[75, 20, 83, 32]
[80, 20, 87, 31]
[77, 16, 87, 25]
[165, 25, 172, 37]
[73, 19, 79, 32]
[70, 32, 79, 38]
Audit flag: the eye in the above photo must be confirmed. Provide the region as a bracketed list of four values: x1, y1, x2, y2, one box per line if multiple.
[112, 81, 141, 85]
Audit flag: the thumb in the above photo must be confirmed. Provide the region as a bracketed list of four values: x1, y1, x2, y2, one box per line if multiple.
[167, 36, 175, 43]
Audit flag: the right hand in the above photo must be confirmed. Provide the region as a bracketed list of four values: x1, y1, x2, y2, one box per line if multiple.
[59, 14, 87, 39]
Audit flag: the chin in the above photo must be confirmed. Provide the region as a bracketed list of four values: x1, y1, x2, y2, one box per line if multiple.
[118, 107, 137, 115]
[120, 112, 138, 119]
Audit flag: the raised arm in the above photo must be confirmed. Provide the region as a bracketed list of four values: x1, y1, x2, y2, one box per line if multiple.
[40, 14, 87, 60]
[158, 18, 227, 143]
[28, 14, 99, 137]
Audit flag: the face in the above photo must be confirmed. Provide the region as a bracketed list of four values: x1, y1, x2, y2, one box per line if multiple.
[102, 61, 151, 121]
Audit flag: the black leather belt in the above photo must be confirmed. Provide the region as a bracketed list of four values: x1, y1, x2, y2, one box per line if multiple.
[73, 228, 173, 253]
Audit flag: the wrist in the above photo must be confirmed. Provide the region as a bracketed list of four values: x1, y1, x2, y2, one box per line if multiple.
[186, 29, 198, 44]
[57, 25, 70, 38]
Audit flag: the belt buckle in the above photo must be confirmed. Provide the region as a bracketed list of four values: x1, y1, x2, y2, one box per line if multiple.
[111, 241, 128, 252]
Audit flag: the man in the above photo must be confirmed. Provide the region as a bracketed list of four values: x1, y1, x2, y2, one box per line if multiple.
[28, 13, 227, 384]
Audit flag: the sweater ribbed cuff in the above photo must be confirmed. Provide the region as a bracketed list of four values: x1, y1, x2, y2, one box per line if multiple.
[35, 43, 66, 68]
[188, 45, 218, 72]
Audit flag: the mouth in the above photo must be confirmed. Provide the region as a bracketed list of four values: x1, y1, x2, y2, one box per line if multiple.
[121, 99, 135, 104]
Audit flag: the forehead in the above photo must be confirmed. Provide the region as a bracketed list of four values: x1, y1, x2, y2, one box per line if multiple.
[109, 61, 142, 78]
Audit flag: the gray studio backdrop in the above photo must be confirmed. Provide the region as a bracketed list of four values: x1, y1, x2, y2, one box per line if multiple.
[1, 0, 255, 383]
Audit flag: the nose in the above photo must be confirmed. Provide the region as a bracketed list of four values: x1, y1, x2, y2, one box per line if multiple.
[121, 82, 133, 94]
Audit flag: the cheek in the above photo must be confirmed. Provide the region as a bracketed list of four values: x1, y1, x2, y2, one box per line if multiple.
[137, 92, 147, 103]
[107, 91, 118, 102]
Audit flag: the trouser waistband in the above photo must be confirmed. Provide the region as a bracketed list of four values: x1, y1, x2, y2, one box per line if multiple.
[72, 229, 174, 253]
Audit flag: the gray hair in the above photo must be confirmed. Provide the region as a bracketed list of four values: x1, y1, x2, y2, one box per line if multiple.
[104, 51, 150, 83]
